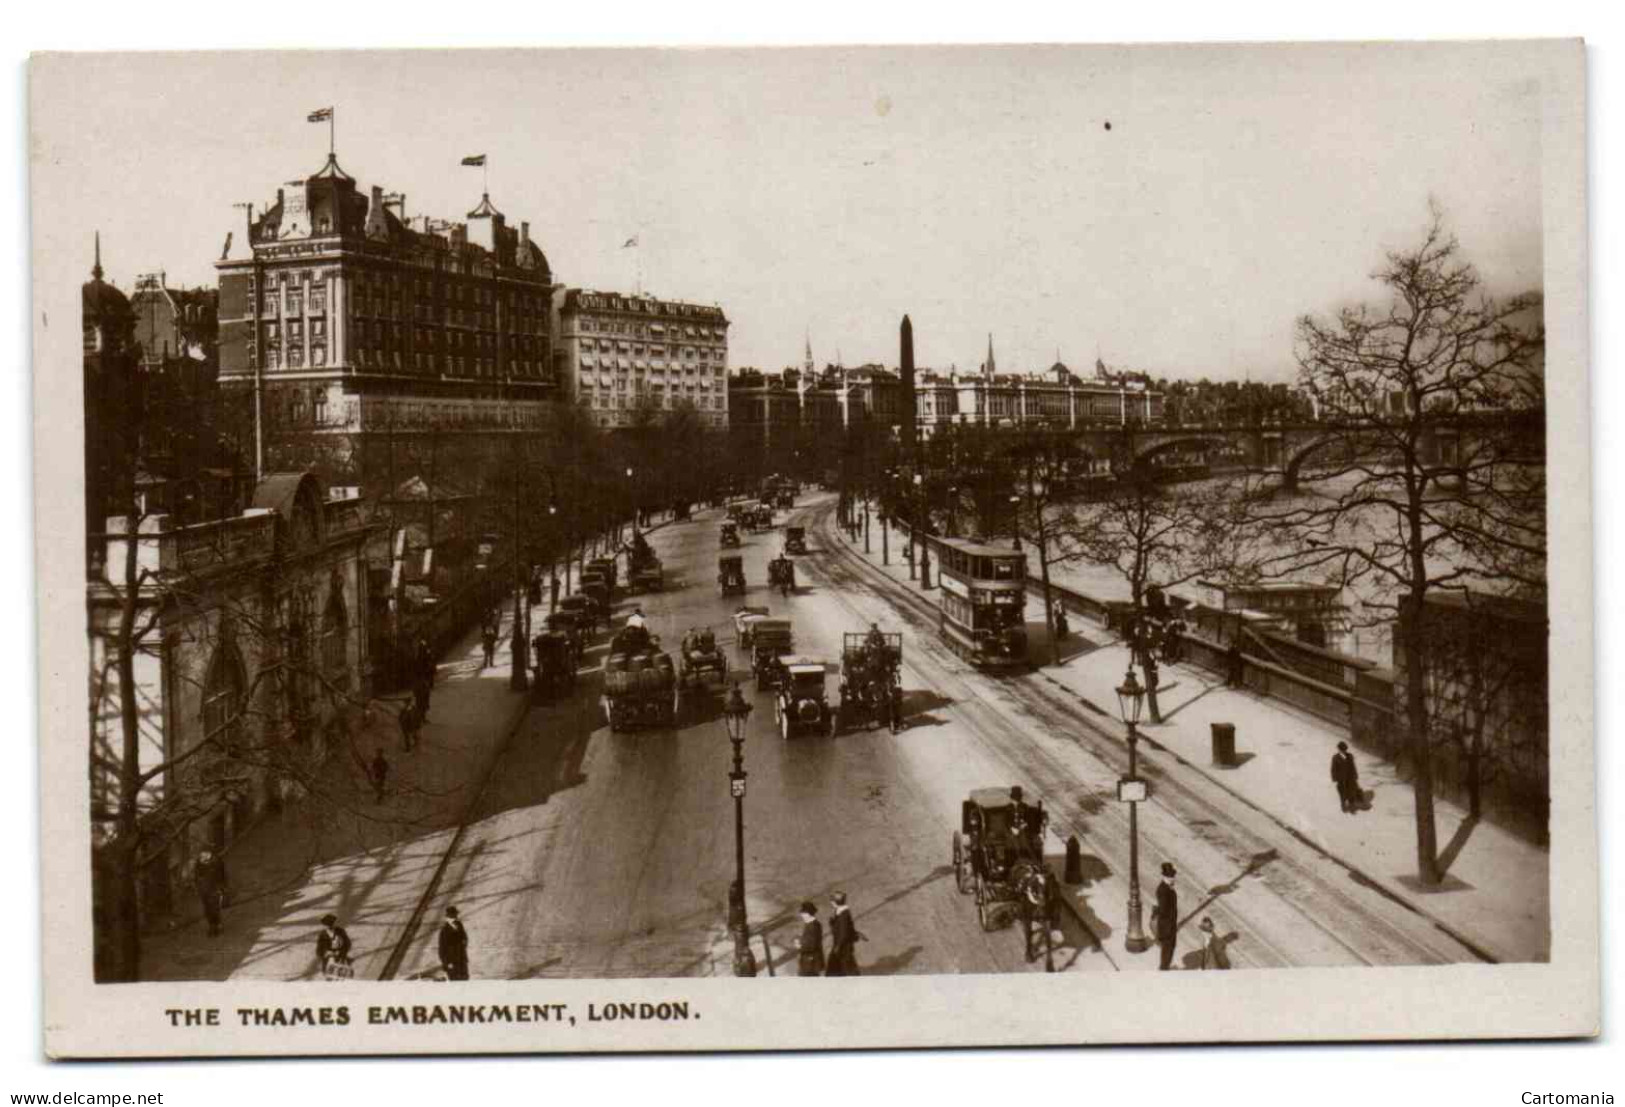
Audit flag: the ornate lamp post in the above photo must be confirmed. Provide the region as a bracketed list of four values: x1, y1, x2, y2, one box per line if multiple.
[914, 472, 930, 589]
[625, 465, 635, 536]
[509, 450, 529, 693]
[947, 484, 958, 538]
[722, 684, 758, 977]
[1010, 492, 1023, 551]
[1115, 666, 1151, 953]
[547, 504, 558, 613]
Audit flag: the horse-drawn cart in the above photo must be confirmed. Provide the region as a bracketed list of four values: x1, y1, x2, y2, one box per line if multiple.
[952, 786, 1059, 964]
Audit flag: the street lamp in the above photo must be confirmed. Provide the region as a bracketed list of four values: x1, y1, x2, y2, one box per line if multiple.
[547, 504, 559, 613]
[914, 472, 930, 590]
[1010, 493, 1023, 551]
[947, 485, 958, 538]
[1115, 666, 1151, 953]
[721, 684, 758, 977]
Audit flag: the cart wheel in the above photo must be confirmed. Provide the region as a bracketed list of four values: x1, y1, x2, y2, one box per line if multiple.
[953, 833, 969, 894]
[779, 713, 789, 742]
[976, 879, 994, 932]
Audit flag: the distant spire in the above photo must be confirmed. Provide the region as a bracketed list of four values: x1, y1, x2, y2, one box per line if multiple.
[804, 329, 813, 374]
[92, 231, 103, 281]
[986, 333, 996, 380]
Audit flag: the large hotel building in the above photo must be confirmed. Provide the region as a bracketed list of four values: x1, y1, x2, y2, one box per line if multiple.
[552, 289, 729, 429]
[215, 154, 557, 441]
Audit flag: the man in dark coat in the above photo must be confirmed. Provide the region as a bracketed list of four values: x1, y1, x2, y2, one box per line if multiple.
[1332, 741, 1360, 813]
[316, 914, 352, 974]
[481, 625, 498, 669]
[796, 901, 825, 977]
[438, 905, 470, 981]
[825, 891, 861, 976]
[398, 701, 420, 752]
[369, 748, 389, 804]
[1152, 861, 1179, 970]
[195, 848, 228, 937]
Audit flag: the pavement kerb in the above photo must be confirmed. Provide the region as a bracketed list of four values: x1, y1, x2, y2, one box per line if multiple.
[375, 662, 535, 980]
[378, 509, 692, 980]
[815, 499, 1505, 966]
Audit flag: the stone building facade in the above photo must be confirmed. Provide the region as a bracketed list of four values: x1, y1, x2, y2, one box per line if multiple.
[88, 473, 373, 933]
[552, 288, 730, 429]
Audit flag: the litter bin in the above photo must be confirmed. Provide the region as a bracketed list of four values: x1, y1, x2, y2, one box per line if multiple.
[1211, 722, 1236, 767]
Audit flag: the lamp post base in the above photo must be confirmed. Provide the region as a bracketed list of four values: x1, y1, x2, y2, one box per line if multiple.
[731, 924, 758, 977]
[1124, 932, 1153, 954]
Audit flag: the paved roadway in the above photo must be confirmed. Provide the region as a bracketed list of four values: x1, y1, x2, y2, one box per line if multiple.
[397, 491, 1481, 979]
[398, 497, 1098, 978]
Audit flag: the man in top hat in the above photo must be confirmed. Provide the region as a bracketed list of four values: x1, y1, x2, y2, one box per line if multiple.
[1152, 861, 1179, 970]
[316, 914, 352, 974]
[194, 848, 228, 937]
[796, 901, 825, 977]
[825, 891, 862, 977]
[1331, 741, 1360, 813]
[438, 905, 470, 981]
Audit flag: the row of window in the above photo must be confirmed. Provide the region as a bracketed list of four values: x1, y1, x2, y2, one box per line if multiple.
[573, 316, 725, 340]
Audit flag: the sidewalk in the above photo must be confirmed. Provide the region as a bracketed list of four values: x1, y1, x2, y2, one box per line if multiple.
[141, 605, 536, 982]
[826, 507, 1550, 964]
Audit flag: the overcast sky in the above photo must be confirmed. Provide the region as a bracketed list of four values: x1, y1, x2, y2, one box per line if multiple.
[42, 43, 1544, 382]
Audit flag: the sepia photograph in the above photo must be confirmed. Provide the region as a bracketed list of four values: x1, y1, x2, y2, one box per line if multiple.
[27, 35, 1595, 1059]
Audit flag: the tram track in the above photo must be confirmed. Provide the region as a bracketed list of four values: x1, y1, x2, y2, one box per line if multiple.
[800, 498, 1490, 969]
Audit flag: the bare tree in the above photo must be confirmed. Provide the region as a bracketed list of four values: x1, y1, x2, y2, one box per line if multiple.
[90, 495, 439, 982]
[1248, 204, 1545, 883]
[1007, 430, 1086, 666]
[1067, 450, 1240, 722]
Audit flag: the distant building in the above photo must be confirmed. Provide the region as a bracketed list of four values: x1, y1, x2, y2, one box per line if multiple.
[552, 288, 729, 429]
[130, 273, 218, 371]
[215, 153, 557, 446]
[915, 361, 1164, 436]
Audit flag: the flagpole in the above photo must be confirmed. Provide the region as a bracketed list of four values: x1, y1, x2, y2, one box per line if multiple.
[330, 108, 335, 157]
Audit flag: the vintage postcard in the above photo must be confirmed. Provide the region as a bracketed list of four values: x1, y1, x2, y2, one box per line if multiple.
[30, 40, 1595, 1057]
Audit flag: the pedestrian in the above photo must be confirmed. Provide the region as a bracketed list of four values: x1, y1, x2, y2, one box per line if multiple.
[481, 624, 498, 669]
[796, 901, 825, 977]
[1197, 916, 1230, 970]
[1053, 603, 1069, 641]
[438, 905, 470, 981]
[1331, 740, 1360, 813]
[1226, 640, 1245, 688]
[194, 848, 228, 937]
[825, 891, 863, 977]
[369, 748, 389, 804]
[316, 913, 353, 978]
[1151, 861, 1179, 970]
[549, 574, 560, 613]
[397, 701, 419, 752]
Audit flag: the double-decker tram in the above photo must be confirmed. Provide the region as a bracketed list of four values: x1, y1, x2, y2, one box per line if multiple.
[931, 537, 1031, 670]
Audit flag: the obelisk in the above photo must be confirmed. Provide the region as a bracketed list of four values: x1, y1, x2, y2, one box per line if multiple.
[900, 314, 917, 453]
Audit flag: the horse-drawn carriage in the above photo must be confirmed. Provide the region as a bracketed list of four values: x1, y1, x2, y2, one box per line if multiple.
[837, 630, 904, 733]
[784, 526, 807, 555]
[530, 630, 577, 699]
[767, 555, 796, 597]
[558, 594, 598, 636]
[586, 556, 618, 592]
[951, 786, 1059, 964]
[679, 626, 729, 689]
[748, 619, 796, 689]
[628, 538, 664, 593]
[601, 625, 680, 731]
[719, 521, 741, 548]
[775, 657, 834, 739]
[718, 555, 746, 597]
[542, 611, 584, 668]
[732, 606, 771, 651]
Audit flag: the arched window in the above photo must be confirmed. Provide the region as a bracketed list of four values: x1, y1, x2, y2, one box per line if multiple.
[322, 580, 349, 690]
[201, 641, 246, 749]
